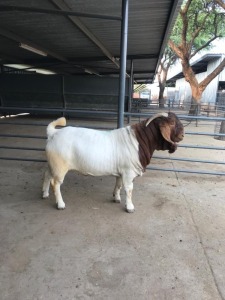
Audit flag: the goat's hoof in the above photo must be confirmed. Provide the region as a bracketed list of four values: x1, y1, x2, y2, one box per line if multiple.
[57, 206, 66, 210]
[125, 205, 135, 213]
[42, 193, 49, 199]
[126, 208, 135, 213]
[57, 203, 66, 210]
[113, 199, 121, 203]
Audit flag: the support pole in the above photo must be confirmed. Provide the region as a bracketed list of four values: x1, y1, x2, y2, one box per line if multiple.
[62, 75, 66, 117]
[117, 0, 129, 128]
[128, 59, 133, 124]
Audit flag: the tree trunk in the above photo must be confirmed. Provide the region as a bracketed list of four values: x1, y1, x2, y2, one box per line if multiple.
[188, 97, 201, 119]
[188, 98, 198, 115]
[158, 68, 166, 108]
[158, 86, 165, 108]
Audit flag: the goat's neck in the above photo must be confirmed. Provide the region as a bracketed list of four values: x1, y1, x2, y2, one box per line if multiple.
[132, 120, 161, 170]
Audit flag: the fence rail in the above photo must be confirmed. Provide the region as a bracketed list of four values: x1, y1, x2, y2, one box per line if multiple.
[1, 107, 225, 176]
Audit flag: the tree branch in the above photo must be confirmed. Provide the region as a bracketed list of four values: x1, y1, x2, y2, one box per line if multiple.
[200, 58, 225, 89]
[168, 40, 183, 59]
[214, 0, 225, 10]
[189, 12, 210, 46]
[181, 0, 192, 14]
[191, 36, 218, 58]
[180, 8, 188, 47]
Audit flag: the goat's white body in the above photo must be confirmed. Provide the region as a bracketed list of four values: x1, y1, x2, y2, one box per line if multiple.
[46, 126, 143, 177]
[43, 118, 142, 212]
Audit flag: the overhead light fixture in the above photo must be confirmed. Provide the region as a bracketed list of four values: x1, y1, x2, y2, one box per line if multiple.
[84, 68, 100, 76]
[4, 64, 56, 75]
[19, 43, 47, 57]
[84, 68, 93, 74]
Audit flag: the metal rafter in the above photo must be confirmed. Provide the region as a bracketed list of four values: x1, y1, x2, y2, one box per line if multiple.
[23, 53, 158, 65]
[0, 5, 121, 21]
[100, 70, 155, 75]
[50, 0, 120, 69]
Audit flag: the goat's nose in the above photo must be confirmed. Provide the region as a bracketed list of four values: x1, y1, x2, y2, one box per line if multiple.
[179, 133, 184, 140]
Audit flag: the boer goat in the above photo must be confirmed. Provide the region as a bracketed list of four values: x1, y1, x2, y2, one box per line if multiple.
[42, 112, 184, 212]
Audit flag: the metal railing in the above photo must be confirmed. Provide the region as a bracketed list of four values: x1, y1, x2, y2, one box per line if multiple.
[1, 107, 225, 176]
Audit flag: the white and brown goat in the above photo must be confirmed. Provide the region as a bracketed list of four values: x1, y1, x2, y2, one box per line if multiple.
[42, 112, 184, 212]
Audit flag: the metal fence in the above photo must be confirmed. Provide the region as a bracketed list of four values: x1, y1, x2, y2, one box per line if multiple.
[128, 110, 225, 176]
[1, 106, 225, 176]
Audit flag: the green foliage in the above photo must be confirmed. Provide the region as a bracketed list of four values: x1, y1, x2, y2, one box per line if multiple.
[170, 0, 225, 57]
[161, 46, 177, 68]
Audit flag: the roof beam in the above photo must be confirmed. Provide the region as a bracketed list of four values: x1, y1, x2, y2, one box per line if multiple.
[100, 70, 155, 75]
[69, 53, 158, 62]
[135, 79, 152, 83]
[0, 5, 121, 21]
[50, 0, 120, 69]
[127, 54, 158, 60]
[24, 53, 158, 65]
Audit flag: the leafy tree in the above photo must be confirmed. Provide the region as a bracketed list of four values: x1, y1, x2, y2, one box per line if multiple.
[168, 0, 225, 114]
[157, 47, 177, 108]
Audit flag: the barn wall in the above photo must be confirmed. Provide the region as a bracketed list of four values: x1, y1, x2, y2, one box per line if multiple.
[0, 74, 63, 108]
[0, 74, 129, 113]
[204, 58, 221, 103]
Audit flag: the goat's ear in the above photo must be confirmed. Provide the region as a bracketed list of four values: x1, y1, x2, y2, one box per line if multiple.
[159, 122, 175, 145]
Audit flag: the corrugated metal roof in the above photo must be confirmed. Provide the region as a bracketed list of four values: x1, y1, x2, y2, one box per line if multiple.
[0, 0, 182, 83]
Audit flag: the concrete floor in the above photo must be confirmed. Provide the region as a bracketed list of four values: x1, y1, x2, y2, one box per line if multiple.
[1, 116, 225, 300]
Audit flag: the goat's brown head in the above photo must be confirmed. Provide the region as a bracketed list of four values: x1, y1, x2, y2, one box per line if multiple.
[146, 112, 184, 153]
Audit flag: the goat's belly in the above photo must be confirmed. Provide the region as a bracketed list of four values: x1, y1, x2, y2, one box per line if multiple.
[70, 154, 120, 176]
[72, 162, 120, 177]
[78, 169, 119, 177]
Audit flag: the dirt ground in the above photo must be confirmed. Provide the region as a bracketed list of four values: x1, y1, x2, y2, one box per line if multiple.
[1, 115, 225, 300]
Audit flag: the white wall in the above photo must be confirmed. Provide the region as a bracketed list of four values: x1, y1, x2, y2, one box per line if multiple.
[174, 57, 225, 104]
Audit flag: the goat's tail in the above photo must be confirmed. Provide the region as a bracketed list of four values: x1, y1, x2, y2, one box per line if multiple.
[47, 117, 66, 137]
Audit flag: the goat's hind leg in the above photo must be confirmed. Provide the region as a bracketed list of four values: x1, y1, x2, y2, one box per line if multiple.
[42, 168, 52, 198]
[47, 157, 68, 209]
[52, 178, 66, 210]
[113, 176, 122, 203]
[42, 167, 66, 210]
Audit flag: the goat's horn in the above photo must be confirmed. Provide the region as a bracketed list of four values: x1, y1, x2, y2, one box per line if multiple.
[146, 112, 168, 127]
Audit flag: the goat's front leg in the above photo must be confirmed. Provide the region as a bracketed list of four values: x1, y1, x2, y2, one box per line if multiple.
[122, 172, 136, 213]
[113, 176, 122, 203]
